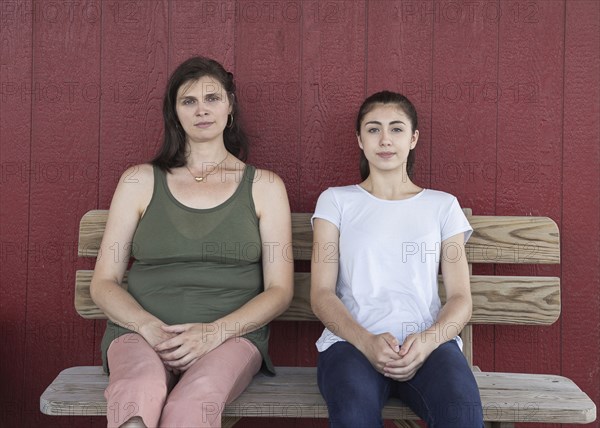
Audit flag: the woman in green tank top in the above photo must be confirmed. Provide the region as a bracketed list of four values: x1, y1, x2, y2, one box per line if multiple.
[90, 57, 293, 428]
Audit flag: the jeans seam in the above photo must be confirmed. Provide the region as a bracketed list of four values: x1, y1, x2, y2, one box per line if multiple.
[402, 380, 435, 427]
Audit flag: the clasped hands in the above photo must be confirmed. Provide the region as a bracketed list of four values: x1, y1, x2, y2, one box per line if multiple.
[140, 319, 224, 374]
[361, 331, 438, 381]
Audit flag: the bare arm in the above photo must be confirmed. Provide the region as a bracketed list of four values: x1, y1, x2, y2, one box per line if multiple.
[384, 232, 472, 380]
[156, 170, 294, 369]
[310, 218, 400, 373]
[89, 165, 173, 347]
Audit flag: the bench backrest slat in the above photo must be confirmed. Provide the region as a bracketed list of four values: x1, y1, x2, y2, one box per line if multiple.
[75, 271, 560, 325]
[76, 209, 560, 328]
[78, 210, 560, 264]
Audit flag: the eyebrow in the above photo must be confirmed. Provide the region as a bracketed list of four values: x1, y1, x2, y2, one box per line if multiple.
[178, 92, 221, 101]
[364, 120, 406, 126]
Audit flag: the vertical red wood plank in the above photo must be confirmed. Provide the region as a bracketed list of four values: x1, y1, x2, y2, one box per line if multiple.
[430, 1, 499, 372]
[299, 0, 366, 210]
[24, 1, 102, 426]
[169, 0, 235, 70]
[233, 2, 301, 427]
[0, 0, 32, 425]
[495, 5, 563, 425]
[94, 4, 168, 425]
[98, 0, 168, 207]
[562, 0, 600, 420]
[366, 0, 434, 190]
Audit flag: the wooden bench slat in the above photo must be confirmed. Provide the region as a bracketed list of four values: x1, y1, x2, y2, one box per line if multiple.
[40, 366, 596, 423]
[75, 271, 560, 325]
[78, 211, 560, 264]
[467, 215, 560, 264]
[78, 210, 107, 257]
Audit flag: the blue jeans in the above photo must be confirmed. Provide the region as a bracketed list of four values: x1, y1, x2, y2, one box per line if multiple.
[317, 340, 483, 428]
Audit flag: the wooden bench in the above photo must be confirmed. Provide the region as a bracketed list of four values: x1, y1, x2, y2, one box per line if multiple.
[41, 209, 597, 427]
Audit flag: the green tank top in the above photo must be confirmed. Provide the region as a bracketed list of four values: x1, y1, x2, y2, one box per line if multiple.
[101, 164, 275, 375]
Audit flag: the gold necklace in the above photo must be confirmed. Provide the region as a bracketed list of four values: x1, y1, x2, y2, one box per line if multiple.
[185, 153, 229, 183]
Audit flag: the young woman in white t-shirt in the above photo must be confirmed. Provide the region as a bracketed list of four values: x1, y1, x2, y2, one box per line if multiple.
[311, 91, 483, 428]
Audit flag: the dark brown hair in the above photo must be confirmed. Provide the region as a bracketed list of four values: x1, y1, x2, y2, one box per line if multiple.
[356, 91, 418, 180]
[152, 56, 248, 171]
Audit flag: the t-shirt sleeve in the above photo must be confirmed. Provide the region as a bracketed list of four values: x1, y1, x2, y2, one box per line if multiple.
[441, 197, 473, 243]
[311, 188, 341, 230]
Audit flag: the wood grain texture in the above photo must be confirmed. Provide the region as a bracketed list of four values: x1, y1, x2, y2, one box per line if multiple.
[562, 0, 600, 418]
[366, 0, 434, 189]
[75, 270, 560, 325]
[98, 0, 168, 207]
[494, 0, 564, 390]
[235, 3, 302, 210]
[0, 2, 597, 427]
[79, 210, 559, 264]
[169, 0, 235, 71]
[0, 0, 32, 425]
[467, 215, 559, 264]
[298, 0, 365, 212]
[40, 366, 596, 423]
[429, 0, 498, 211]
[26, 2, 102, 426]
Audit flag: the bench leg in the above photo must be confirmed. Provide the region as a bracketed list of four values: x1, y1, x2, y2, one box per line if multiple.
[393, 420, 421, 428]
[222, 416, 241, 428]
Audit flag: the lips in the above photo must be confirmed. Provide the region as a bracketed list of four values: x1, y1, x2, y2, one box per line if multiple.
[194, 121, 214, 128]
[377, 152, 395, 159]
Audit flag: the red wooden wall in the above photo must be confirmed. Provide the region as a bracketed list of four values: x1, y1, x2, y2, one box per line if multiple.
[0, 1, 598, 427]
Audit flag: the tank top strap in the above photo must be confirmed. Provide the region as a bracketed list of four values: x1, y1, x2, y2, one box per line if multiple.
[239, 164, 257, 207]
[152, 164, 168, 202]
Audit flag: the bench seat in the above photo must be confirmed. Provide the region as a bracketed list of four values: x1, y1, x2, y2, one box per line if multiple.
[39, 210, 597, 426]
[41, 366, 596, 423]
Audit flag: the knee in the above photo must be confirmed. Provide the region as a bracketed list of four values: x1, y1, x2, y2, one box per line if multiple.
[323, 382, 384, 427]
[119, 416, 147, 428]
[439, 401, 483, 427]
[431, 382, 483, 427]
[106, 369, 169, 404]
[327, 399, 383, 428]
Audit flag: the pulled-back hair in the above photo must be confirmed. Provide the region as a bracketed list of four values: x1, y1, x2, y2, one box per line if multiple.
[152, 56, 248, 171]
[355, 91, 418, 181]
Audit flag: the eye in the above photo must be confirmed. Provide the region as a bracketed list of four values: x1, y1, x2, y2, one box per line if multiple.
[367, 128, 380, 133]
[181, 98, 195, 105]
[206, 94, 221, 102]
[392, 127, 404, 133]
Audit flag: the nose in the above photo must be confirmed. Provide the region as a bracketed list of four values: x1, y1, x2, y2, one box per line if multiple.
[195, 102, 209, 116]
[379, 130, 392, 146]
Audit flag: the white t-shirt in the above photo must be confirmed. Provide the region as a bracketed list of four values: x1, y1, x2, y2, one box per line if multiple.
[312, 185, 473, 352]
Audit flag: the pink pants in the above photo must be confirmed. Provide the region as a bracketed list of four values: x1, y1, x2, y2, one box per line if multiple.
[104, 333, 262, 428]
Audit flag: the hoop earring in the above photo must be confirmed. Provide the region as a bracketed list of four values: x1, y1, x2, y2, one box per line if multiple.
[226, 114, 234, 128]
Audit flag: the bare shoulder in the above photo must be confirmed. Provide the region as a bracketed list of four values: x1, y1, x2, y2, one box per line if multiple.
[252, 169, 290, 218]
[252, 168, 288, 198]
[118, 163, 154, 186]
[112, 163, 155, 217]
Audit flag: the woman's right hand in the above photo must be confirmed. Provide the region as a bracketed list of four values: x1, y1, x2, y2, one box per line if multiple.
[358, 332, 401, 374]
[139, 319, 181, 374]
[139, 319, 174, 348]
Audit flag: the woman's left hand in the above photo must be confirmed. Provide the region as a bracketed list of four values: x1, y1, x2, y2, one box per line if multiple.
[153, 323, 224, 372]
[382, 332, 438, 381]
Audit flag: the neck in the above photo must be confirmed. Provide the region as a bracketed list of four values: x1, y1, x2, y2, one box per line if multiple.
[360, 170, 421, 200]
[185, 141, 229, 169]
